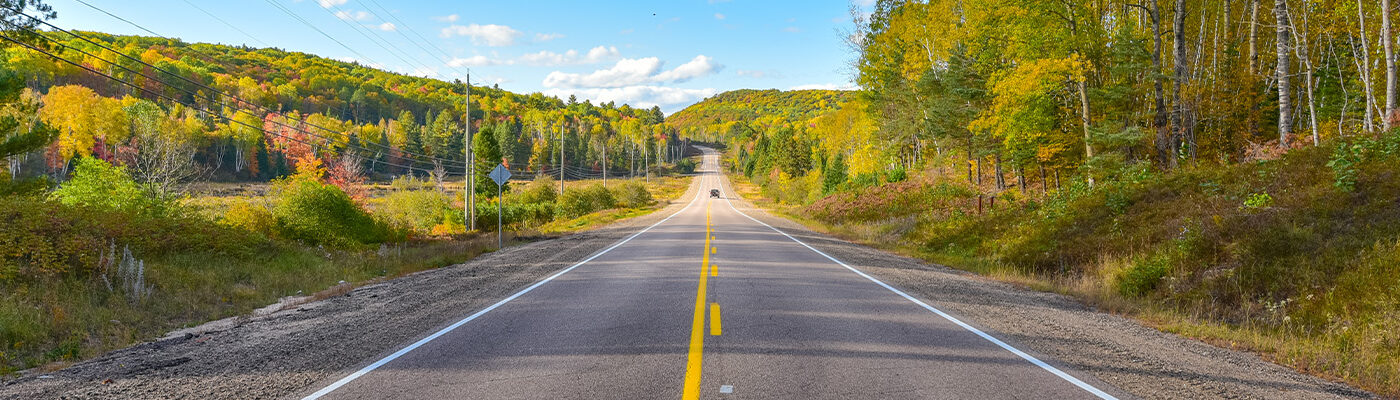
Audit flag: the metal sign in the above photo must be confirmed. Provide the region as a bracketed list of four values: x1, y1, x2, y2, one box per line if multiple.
[489, 164, 511, 186]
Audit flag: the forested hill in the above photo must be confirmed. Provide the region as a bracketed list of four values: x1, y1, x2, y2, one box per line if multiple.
[667, 89, 850, 138]
[3, 31, 675, 182]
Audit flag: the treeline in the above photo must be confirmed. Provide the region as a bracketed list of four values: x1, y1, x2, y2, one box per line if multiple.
[722, 0, 1400, 193]
[1, 31, 688, 190]
[667, 89, 851, 137]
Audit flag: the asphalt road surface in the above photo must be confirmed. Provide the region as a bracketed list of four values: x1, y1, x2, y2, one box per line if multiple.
[295, 149, 1131, 400]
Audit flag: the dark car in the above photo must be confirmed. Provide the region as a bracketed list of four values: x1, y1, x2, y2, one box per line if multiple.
[709, 189, 721, 198]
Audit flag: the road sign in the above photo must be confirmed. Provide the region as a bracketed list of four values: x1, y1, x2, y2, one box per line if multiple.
[489, 164, 511, 186]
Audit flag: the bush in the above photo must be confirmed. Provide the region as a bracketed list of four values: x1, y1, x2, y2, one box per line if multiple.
[221, 199, 276, 236]
[389, 175, 434, 192]
[519, 176, 559, 205]
[50, 157, 165, 215]
[612, 181, 654, 208]
[557, 184, 616, 219]
[269, 174, 399, 246]
[0, 195, 266, 281]
[377, 189, 455, 234]
[676, 158, 697, 174]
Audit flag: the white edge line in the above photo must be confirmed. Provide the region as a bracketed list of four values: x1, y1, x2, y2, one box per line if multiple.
[302, 174, 710, 400]
[718, 191, 1119, 400]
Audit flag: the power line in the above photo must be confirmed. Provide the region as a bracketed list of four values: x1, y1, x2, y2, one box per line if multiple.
[317, 2, 438, 76]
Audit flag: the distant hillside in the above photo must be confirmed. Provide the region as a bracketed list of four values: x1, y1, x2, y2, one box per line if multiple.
[668, 89, 852, 136]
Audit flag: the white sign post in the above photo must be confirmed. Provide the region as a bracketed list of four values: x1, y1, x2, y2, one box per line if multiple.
[488, 164, 512, 248]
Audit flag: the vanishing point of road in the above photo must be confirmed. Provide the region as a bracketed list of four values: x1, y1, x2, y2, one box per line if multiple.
[297, 149, 1130, 399]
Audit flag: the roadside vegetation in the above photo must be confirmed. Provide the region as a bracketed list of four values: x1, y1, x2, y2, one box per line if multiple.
[679, 0, 1400, 396]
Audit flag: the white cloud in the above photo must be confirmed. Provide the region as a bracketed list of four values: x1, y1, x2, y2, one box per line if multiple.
[652, 55, 722, 83]
[543, 57, 663, 88]
[783, 26, 802, 33]
[433, 14, 460, 23]
[535, 33, 565, 42]
[447, 55, 508, 67]
[619, 28, 635, 35]
[519, 46, 620, 66]
[541, 55, 721, 88]
[789, 83, 859, 90]
[543, 86, 717, 113]
[376, 22, 397, 32]
[335, 10, 370, 21]
[714, 13, 726, 20]
[440, 24, 522, 46]
[317, 0, 347, 8]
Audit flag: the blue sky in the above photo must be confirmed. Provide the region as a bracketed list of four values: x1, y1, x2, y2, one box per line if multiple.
[46, 0, 869, 113]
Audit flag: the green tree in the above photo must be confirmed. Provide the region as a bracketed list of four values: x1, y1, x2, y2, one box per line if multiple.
[473, 123, 506, 198]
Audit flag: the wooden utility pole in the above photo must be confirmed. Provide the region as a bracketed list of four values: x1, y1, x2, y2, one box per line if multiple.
[465, 72, 474, 231]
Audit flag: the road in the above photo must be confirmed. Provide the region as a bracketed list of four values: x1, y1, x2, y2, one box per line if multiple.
[298, 149, 1129, 399]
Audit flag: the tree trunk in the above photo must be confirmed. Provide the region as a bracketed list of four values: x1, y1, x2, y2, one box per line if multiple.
[1275, 0, 1292, 144]
[1079, 80, 1094, 187]
[1292, 4, 1319, 145]
[1385, 0, 1397, 130]
[1151, 0, 1171, 167]
[1039, 163, 1048, 195]
[1249, 0, 1260, 73]
[1016, 165, 1027, 194]
[1173, 0, 1189, 164]
[1357, 4, 1378, 134]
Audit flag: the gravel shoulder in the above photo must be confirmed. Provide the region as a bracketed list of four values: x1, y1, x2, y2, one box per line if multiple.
[712, 171, 1375, 400]
[0, 181, 703, 400]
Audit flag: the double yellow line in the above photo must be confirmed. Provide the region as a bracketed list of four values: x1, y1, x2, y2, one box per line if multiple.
[682, 200, 720, 399]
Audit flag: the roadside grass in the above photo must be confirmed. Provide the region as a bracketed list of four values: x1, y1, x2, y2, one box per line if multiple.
[727, 144, 1400, 397]
[0, 175, 692, 377]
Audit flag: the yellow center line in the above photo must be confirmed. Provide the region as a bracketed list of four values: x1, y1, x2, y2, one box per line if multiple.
[710, 303, 722, 336]
[682, 200, 714, 400]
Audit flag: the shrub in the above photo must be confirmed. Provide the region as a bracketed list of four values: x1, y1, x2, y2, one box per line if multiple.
[50, 157, 164, 215]
[221, 199, 276, 236]
[885, 166, 907, 183]
[268, 174, 398, 246]
[377, 189, 455, 234]
[613, 181, 654, 208]
[519, 176, 559, 205]
[389, 175, 434, 192]
[1116, 254, 1170, 297]
[557, 184, 616, 219]
[676, 158, 697, 174]
[1242, 192, 1273, 209]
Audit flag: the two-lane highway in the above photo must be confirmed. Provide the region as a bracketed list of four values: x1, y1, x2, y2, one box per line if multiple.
[299, 149, 1127, 399]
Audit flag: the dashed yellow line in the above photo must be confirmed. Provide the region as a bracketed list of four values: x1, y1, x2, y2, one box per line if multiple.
[710, 303, 722, 336]
[682, 201, 715, 400]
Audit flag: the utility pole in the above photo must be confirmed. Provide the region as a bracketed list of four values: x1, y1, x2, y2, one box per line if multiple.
[559, 128, 565, 195]
[603, 136, 608, 187]
[464, 72, 474, 231]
